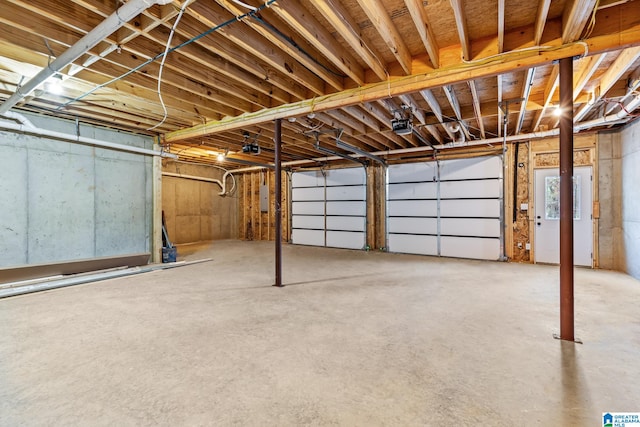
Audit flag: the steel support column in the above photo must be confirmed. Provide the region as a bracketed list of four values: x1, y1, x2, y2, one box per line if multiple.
[273, 118, 283, 287]
[559, 56, 575, 341]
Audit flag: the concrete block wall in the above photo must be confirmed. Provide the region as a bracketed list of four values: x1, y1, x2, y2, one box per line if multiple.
[162, 161, 238, 244]
[0, 113, 153, 268]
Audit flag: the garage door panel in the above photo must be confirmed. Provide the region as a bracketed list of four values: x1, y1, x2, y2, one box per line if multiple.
[326, 201, 366, 216]
[388, 182, 437, 200]
[440, 199, 500, 218]
[326, 231, 364, 249]
[292, 171, 323, 188]
[440, 156, 502, 180]
[292, 215, 325, 230]
[441, 218, 500, 237]
[388, 234, 438, 256]
[326, 185, 365, 201]
[292, 187, 324, 201]
[388, 163, 437, 183]
[388, 200, 438, 217]
[326, 216, 365, 232]
[325, 168, 365, 186]
[441, 236, 500, 260]
[387, 156, 503, 261]
[292, 201, 324, 215]
[440, 180, 501, 199]
[388, 217, 437, 235]
[292, 168, 366, 250]
[292, 229, 325, 246]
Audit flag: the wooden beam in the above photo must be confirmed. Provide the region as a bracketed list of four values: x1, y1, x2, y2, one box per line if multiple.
[562, 0, 598, 43]
[534, 0, 552, 45]
[214, 0, 344, 92]
[516, 68, 536, 134]
[404, 0, 439, 68]
[497, 74, 503, 137]
[400, 93, 442, 144]
[163, 29, 640, 142]
[355, 0, 413, 75]
[308, 0, 387, 81]
[450, 0, 470, 61]
[420, 89, 457, 141]
[532, 65, 559, 131]
[468, 80, 486, 138]
[269, 0, 365, 85]
[573, 53, 607, 101]
[498, 0, 505, 53]
[188, 2, 328, 96]
[575, 46, 640, 121]
[443, 85, 472, 139]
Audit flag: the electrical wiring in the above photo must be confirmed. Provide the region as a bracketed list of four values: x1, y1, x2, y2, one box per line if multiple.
[166, 158, 237, 195]
[250, 15, 347, 78]
[59, 0, 278, 112]
[147, 0, 191, 131]
[230, 0, 257, 10]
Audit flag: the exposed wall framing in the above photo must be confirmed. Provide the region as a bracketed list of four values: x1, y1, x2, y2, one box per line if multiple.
[524, 134, 598, 265]
[238, 170, 290, 242]
[366, 165, 387, 251]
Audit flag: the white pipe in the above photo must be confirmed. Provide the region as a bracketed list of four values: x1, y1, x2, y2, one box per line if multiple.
[219, 166, 264, 195]
[0, 120, 176, 158]
[575, 93, 640, 130]
[162, 172, 223, 188]
[1, 111, 35, 128]
[0, 0, 171, 115]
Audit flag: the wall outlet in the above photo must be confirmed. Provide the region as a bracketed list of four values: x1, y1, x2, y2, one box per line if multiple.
[525, 243, 531, 250]
[520, 203, 528, 211]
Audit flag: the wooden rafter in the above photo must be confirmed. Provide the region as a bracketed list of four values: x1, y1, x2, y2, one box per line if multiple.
[269, 0, 365, 85]
[450, 0, 470, 61]
[498, 0, 505, 54]
[162, 28, 640, 143]
[355, 0, 412, 75]
[534, 0, 552, 45]
[532, 65, 559, 131]
[573, 53, 608, 102]
[562, 0, 599, 43]
[307, 0, 387, 81]
[515, 68, 536, 134]
[404, 0, 439, 68]
[575, 46, 640, 121]
[443, 85, 472, 139]
[468, 80, 486, 138]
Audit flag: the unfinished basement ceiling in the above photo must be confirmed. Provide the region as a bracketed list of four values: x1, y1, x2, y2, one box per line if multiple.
[0, 0, 639, 166]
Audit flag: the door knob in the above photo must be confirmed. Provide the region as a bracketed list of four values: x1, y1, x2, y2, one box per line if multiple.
[537, 222, 541, 226]
[536, 215, 541, 219]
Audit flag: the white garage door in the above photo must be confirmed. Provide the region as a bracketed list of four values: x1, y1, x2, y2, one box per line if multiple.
[291, 168, 366, 250]
[387, 155, 503, 260]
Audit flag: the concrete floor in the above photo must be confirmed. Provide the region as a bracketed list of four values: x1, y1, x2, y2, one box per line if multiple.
[1, 240, 639, 426]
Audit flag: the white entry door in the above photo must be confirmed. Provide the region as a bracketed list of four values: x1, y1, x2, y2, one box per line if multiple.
[534, 166, 592, 266]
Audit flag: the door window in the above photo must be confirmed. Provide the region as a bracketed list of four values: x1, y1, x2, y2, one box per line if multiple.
[544, 176, 580, 220]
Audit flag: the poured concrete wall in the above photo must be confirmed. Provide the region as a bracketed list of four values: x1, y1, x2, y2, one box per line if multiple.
[0, 113, 153, 268]
[162, 161, 238, 244]
[599, 119, 640, 279]
[620, 120, 640, 279]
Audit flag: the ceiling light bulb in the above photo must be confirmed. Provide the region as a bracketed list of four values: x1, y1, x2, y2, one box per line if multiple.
[217, 152, 225, 161]
[48, 77, 63, 94]
[553, 106, 562, 117]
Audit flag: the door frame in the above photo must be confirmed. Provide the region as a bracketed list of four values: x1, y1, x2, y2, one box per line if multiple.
[528, 144, 598, 268]
[532, 165, 594, 266]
